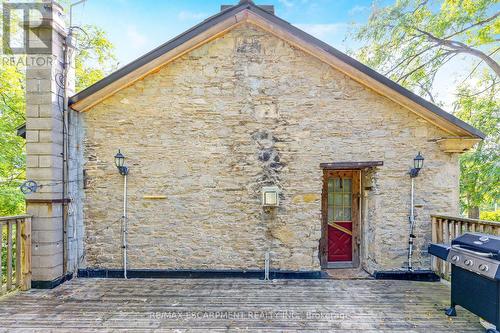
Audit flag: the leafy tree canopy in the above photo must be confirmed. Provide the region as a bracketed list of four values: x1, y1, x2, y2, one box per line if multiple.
[353, 0, 498, 101]
[455, 73, 499, 215]
[351, 0, 499, 218]
[0, 63, 25, 216]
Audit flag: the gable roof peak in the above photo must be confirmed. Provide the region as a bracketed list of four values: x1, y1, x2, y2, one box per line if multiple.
[221, 1, 275, 15]
[67, 1, 484, 139]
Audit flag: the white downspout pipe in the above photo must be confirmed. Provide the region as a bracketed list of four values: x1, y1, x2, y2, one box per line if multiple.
[123, 174, 128, 279]
[408, 177, 416, 271]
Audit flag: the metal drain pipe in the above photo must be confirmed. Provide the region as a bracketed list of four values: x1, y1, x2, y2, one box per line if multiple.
[408, 177, 416, 271]
[264, 252, 270, 280]
[123, 173, 128, 279]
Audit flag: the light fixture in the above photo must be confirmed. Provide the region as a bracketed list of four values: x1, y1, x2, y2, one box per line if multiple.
[262, 186, 280, 207]
[410, 152, 424, 178]
[114, 149, 129, 279]
[407, 151, 424, 271]
[114, 149, 129, 176]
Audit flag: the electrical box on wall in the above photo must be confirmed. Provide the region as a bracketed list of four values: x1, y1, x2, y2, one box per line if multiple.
[262, 186, 280, 207]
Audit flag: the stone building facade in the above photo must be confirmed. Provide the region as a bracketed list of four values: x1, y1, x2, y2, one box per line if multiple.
[82, 24, 460, 273]
[25, 1, 483, 284]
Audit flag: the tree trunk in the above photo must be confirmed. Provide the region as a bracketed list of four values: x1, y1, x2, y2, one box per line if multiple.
[468, 206, 480, 219]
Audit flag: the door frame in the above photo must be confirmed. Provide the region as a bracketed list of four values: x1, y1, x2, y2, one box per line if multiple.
[320, 169, 361, 269]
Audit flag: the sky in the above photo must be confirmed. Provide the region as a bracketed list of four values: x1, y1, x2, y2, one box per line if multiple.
[71, 0, 381, 65]
[69, 0, 468, 109]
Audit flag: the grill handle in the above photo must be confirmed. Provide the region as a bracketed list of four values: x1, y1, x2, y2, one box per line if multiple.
[451, 245, 494, 257]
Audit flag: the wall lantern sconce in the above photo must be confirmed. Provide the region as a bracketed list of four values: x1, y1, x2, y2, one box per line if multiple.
[114, 149, 129, 176]
[114, 149, 129, 279]
[407, 151, 424, 272]
[409, 152, 424, 178]
[262, 186, 280, 207]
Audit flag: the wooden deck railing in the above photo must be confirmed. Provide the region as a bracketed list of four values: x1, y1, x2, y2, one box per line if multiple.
[431, 214, 500, 278]
[0, 215, 31, 295]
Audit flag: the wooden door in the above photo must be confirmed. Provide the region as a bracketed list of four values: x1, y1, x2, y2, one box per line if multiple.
[321, 170, 360, 267]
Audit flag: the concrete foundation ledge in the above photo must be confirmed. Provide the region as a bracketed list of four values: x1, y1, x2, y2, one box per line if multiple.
[77, 269, 325, 280]
[32, 272, 74, 289]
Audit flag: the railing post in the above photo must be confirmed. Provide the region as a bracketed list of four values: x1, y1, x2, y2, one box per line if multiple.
[431, 216, 437, 243]
[431, 216, 438, 273]
[16, 219, 22, 287]
[436, 217, 443, 276]
[443, 219, 450, 277]
[443, 219, 449, 244]
[21, 217, 32, 291]
[450, 219, 456, 243]
[7, 221, 13, 291]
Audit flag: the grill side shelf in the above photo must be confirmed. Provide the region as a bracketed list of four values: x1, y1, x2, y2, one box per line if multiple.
[428, 243, 450, 260]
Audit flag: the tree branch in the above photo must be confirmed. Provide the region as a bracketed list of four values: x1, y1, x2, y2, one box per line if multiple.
[459, 47, 500, 85]
[0, 92, 25, 121]
[446, 11, 500, 40]
[456, 78, 498, 98]
[397, 50, 456, 83]
[384, 44, 437, 76]
[415, 28, 500, 76]
[418, 82, 436, 104]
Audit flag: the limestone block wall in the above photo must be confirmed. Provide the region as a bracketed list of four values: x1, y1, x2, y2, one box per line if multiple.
[81, 24, 459, 273]
[25, 2, 68, 282]
[24, 2, 84, 282]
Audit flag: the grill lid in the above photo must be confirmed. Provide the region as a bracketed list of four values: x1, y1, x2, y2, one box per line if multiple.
[452, 233, 500, 260]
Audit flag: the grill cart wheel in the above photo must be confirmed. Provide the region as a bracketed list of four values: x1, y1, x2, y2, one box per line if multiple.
[445, 306, 457, 317]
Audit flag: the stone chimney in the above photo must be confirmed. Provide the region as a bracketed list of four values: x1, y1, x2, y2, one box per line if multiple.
[24, 1, 80, 287]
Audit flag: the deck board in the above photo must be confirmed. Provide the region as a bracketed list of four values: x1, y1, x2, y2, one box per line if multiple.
[0, 278, 483, 332]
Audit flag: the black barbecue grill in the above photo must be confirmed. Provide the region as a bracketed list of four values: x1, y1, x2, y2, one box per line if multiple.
[429, 232, 500, 333]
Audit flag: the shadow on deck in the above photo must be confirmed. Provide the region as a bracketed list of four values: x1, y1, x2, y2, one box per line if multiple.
[0, 278, 483, 332]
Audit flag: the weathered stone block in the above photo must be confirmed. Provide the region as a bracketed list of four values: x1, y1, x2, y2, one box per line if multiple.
[26, 130, 39, 142]
[31, 265, 63, 281]
[27, 203, 63, 219]
[26, 142, 63, 155]
[26, 117, 57, 131]
[26, 155, 39, 168]
[33, 229, 63, 244]
[26, 104, 39, 117]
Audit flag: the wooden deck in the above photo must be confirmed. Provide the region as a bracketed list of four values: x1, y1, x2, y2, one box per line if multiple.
[0, 278, 483, 332]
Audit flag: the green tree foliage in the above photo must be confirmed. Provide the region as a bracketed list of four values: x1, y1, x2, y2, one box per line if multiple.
[351, 0, 499, 218]
[455, 73, 499, 217]
[0, 61, 26, 216]
[0, 25, 116, 216]
[353, 0, 499, 102]
[481, 210, 500, 221]
[74, 25, 118, 92]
